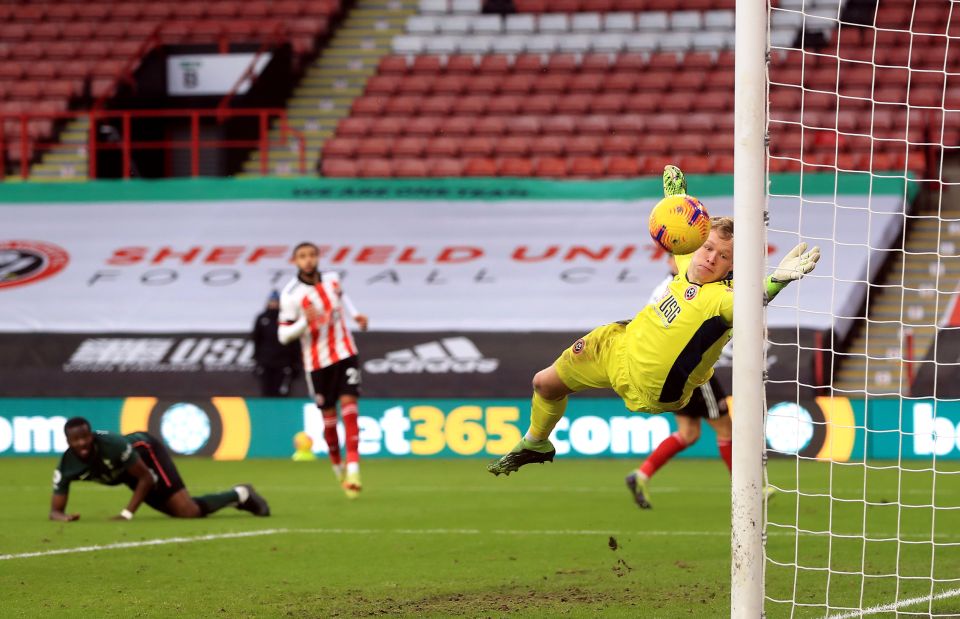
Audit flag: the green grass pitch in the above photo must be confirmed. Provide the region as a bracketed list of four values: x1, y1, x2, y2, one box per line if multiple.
[2, 457, 959, 618]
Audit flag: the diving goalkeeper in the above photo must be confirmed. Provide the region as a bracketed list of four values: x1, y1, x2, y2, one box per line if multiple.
[487, 165, 821, 476]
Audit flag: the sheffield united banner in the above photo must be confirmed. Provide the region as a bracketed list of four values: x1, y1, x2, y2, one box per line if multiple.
[0, 177, 906, 333]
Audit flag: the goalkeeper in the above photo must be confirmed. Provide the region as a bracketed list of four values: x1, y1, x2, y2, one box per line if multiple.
[487, 165, 821, 476]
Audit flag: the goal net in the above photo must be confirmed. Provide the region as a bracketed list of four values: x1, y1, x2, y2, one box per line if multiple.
[760, 0, 960, 616]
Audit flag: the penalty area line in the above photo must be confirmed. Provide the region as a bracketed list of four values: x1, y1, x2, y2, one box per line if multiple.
[827, 587, 960, 619]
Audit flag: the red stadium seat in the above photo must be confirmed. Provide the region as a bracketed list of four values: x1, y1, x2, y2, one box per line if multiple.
[386, 96, 421, 116]
[369, 117, 406, 136]
[602, 134, 638, 155]
[566, 135, 602, 156]
[440, 116, 475, 137]
[421, 95, 457, 116]
[355, 137, 391, 159]
[406, 117, 442, 136]
[530, 135, 566, 156]
[412, 55, 444, 75]
[464, 158, 498, 176]
[429, 158, 465, 176]
[426, 137, 461, 157]
[323, 138, 358, 158]
[321, 159, 359, 177]
[474, 116, 508, 136]
[393, 158, 429, 177]
[392, 137, 427, 158]
[378, 55, 409, 75]
[606, 156, 641, 177]
[358, 158, 393, 177]
[457, 95, 491, 115]
[462, 136, 496, 157]
[534, 157, 568, 178]
[488, 96, 523, 116]
[352, 96, 388, 117]
[495, 136, 531, 156]
[568, 156, 605, 178]
[498, 157, 534, 177]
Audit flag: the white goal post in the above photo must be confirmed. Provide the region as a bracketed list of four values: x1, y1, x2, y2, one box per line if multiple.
[734, 0, 960, 616]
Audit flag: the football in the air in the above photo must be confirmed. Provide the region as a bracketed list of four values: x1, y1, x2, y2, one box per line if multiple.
[648, 194, 710, 255]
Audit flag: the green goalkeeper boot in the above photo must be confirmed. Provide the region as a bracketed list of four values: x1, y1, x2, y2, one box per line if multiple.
[487, 437, 556, 476]
[662, 164, 687, 197]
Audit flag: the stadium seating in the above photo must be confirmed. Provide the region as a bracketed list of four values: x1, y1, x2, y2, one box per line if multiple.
[1, 0, 338, 176]
[318, 0, 950, 177]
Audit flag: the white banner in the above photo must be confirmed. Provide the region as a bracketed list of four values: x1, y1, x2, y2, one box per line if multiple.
[0, 195, 903, 332]
[167, 53, 272, 96]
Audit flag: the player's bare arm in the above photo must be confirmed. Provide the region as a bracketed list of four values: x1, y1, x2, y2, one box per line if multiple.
[354, 313, 369, 331]
[110, 457, 155, 521]
[49, 493, 80, 522]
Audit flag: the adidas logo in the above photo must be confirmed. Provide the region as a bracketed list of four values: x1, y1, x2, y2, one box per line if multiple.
[364, 337, 499, 374]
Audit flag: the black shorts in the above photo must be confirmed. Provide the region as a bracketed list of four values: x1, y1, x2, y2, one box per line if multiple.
[676, 375, 728, 420]
[129, 435, 186, 512]
[307, 356, 361, 409]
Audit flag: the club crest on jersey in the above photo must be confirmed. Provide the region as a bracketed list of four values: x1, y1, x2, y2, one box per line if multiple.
[572, 338, 585, 354]
[684, 286, 699, 301]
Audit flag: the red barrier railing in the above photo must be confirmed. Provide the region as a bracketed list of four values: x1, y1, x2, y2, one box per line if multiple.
[1, 108, 307, 180]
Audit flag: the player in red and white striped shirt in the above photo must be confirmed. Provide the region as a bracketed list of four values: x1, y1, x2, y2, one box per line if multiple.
[279, 242, 369, 499]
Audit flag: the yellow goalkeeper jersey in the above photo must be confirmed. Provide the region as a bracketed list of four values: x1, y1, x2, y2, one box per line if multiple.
[623, 252, 733, 412]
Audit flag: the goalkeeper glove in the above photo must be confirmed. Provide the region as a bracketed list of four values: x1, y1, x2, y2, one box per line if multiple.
[772, 242, 821, 282]
[766, 242, 821, 302]
[662, 164, 687, 197]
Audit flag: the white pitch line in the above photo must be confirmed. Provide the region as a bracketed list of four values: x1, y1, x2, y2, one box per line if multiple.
[827, 587, 960, 619]
[9, 526, 957, 563]
[0, 528, 286, 561]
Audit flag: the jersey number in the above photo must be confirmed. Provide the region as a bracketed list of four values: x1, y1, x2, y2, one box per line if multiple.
[346, 367, 361, 385]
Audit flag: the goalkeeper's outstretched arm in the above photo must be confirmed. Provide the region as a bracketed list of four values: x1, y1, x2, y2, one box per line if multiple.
[764, 242, 821, 304]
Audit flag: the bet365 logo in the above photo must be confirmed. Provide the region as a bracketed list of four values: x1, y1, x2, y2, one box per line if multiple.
[0, 240, 69, 289]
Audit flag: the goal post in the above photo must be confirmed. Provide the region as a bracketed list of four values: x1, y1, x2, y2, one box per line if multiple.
[736, 0, 960, 616]
[730, 0, 769, 616]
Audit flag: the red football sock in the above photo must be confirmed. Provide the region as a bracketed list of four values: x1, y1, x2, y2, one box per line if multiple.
[322, 413, 341, 466]
[717, 438, 732, 474]
[639, 432, 688, 479]
[341, 401, 360, 467]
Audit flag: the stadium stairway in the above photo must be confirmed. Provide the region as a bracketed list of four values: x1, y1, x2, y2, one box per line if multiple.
[28, 117, 89, 180]
[241, 0, 417, 176]
[834, 161, 960, 396]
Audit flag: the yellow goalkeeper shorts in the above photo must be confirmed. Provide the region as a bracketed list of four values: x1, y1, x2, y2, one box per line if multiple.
[552, 322, 662, 413]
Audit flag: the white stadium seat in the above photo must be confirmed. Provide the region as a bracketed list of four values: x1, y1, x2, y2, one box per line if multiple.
[393, 35, 426, 54]
[670, 11, 702, 31]
[769, 27, 798, 49]
[451, 0, 482, 14]
[603, 12, 636, 32]
[505, 14, 536, 34]
[703, 10, 735, 31]
[471, 15, 503, 34]
[636, 11, 668, 33]
[406, 15, 439, 34]
[439, 15, 471, 34]
[425, 35, 458, 54]
[571, 13, 602, 33]
[624, 32, 658, 52]
[491, 35, 525, 54]
[770, 8, 805, 28]
[419, 0, 448, 14]
[692, 30, 733, 51]
[459, 35, 494, 53]
[558, 34, 592, 53]
[538, 14, 571, 33]
[526, 34, 559, 53]
[660, 30, 693, 52]
[591, 32, 625, 53]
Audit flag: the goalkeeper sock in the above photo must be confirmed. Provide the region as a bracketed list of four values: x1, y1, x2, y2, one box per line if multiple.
[717, 438, 732, 474]
[639, 432, 689, 479]
[526, 391, 567, 441]
[194, 489, 241, 516]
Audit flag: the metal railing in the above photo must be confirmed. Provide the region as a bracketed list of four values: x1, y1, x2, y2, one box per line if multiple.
[1, 108, 307, 179]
